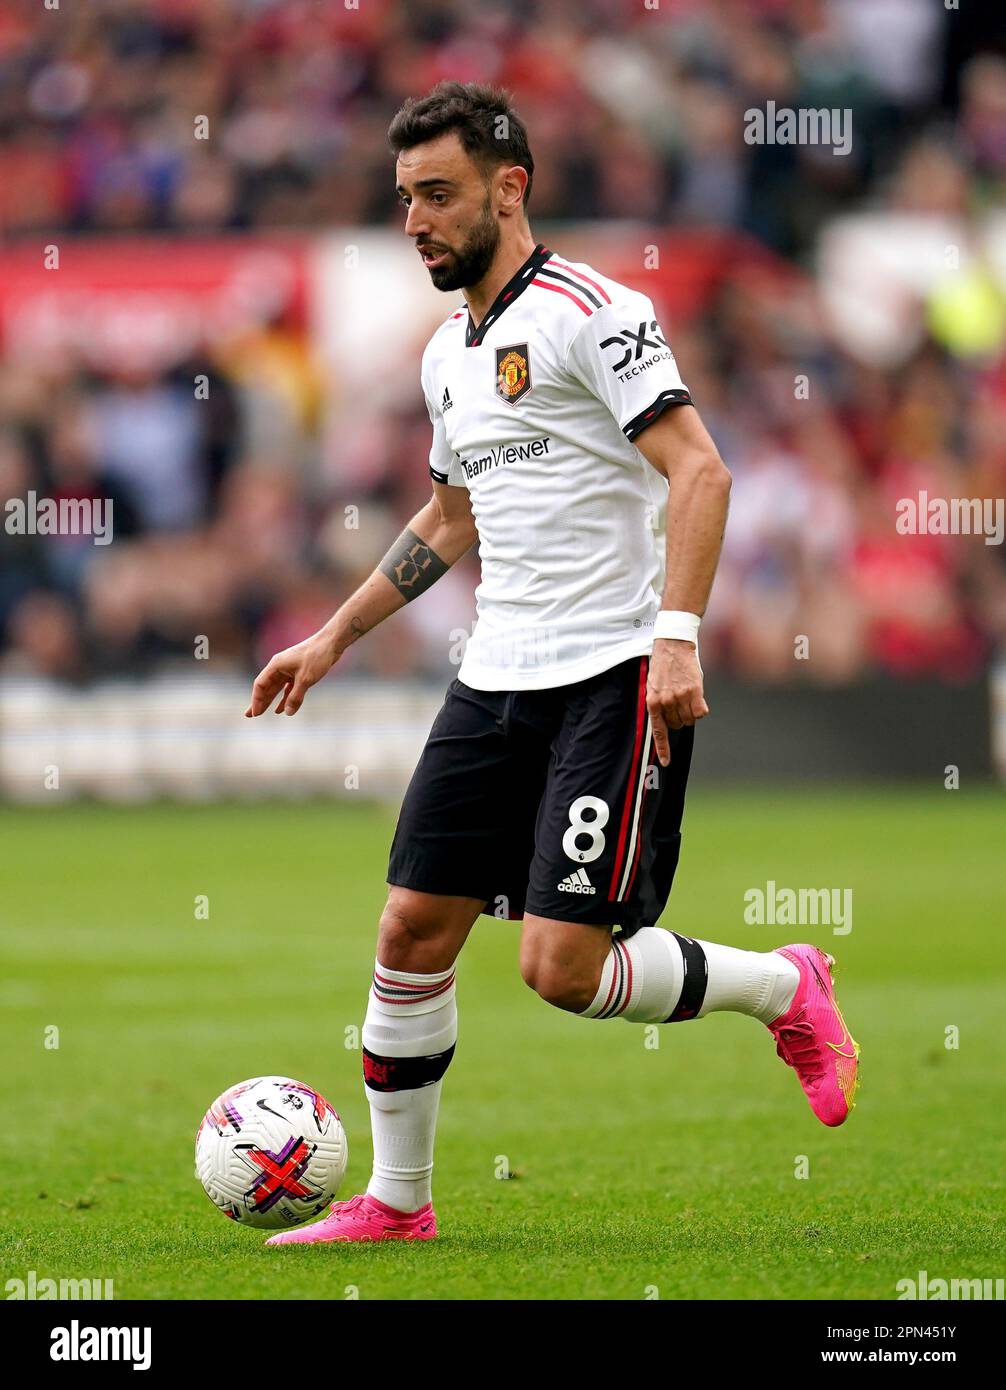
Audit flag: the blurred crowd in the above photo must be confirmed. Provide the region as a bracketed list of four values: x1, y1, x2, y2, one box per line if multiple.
[1, 0, 1005, 686]
[2, 0, 1004, 250]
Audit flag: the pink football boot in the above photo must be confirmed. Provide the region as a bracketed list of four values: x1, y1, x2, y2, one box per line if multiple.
[767, 944, 860, 1127]
[265, 1193, 437, 1246]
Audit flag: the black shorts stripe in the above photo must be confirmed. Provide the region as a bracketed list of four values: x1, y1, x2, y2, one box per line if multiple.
[608, 656, 651, 903]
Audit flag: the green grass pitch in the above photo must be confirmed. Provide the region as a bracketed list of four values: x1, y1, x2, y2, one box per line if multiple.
[2, 787, 1003, 1300]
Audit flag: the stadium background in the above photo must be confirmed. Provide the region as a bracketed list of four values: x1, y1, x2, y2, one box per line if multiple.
[2, 0, 1005, 1303]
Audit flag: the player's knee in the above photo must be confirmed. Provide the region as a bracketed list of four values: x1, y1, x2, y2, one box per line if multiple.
[521, 957, 596, 1014]
[521, 919, 607, 1013]
[376, 894, 433, 964]
[376, 889, 467, 973]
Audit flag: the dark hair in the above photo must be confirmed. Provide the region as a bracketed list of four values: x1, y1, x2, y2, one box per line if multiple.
[388, 81, 534, 209]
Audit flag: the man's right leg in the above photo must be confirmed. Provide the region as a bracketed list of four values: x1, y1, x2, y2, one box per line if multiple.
[356, 679, 549, 1224]
[266, 678, 552, 1246]
[362, 887, 483, 1216]
[267, 887, 483, 1246]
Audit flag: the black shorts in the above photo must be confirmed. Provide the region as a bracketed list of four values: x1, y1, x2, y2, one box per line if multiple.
[386, 654, 694, 935]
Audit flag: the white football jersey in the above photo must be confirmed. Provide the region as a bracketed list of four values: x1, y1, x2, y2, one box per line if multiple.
[421, 243, 692, 691]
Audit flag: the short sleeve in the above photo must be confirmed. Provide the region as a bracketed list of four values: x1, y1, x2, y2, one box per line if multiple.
[565, 293, 692, 444]
[422, 375, 466, 488]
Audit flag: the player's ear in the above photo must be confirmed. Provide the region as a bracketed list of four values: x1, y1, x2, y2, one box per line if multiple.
[497, 164, 528, 217]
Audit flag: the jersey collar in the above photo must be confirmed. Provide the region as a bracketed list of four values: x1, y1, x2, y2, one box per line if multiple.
[465, 243, 552, 347]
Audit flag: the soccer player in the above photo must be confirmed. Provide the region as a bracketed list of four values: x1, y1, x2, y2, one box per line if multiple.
[246, 82, 860, 1246]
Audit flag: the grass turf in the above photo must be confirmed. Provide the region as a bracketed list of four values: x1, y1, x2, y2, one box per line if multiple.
[1, 788, 1003, 1300]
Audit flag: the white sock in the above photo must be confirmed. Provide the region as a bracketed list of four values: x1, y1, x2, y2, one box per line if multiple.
[581, 928, 799, 1025]
[362, 960, 457, 1214]
[693, 938, 799, 1023]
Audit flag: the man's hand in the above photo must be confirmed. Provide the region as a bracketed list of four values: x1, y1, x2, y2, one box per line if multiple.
[245, 632, 339, 717]
[647, 638, 709, 764]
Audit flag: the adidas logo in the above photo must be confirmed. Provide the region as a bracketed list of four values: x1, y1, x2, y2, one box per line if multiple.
[442, 386, 453, 412]
[557, 867, 595, 895]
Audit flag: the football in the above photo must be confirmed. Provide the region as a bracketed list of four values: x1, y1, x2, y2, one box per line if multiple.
[195, 1076, 348, 1229]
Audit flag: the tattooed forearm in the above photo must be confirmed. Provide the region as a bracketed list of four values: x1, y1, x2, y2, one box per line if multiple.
[379, 526, 450, 602]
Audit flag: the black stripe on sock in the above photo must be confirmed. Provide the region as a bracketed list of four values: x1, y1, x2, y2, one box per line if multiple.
[664, 933, 708, 1022]
[362, 1044, 456, 1092]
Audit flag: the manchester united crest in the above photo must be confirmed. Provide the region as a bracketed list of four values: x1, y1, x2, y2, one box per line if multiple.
[495, 344, 532, 404]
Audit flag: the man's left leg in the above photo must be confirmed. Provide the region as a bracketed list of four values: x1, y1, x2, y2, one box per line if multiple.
[519, 916, 859, 1127]
[519, 655, 858, 1127]
[519, 915, 797, 1024]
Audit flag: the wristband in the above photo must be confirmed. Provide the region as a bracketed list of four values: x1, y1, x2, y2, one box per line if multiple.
[653, 610, 701, 645]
